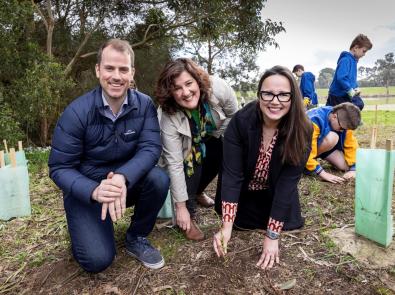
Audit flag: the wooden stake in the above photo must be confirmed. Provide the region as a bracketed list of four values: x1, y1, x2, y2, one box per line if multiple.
[370, 127, 377, 149]
[386, 139, 393, 151]
[0, 150, 4, 168]
[18, 141, 23, 151]
[374, 104, 378, 125]
[9, 148, 17, 168]
[3, 139, 8, 154]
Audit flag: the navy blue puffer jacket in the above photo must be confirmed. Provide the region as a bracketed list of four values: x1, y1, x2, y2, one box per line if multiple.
[48, 86, 162, 204]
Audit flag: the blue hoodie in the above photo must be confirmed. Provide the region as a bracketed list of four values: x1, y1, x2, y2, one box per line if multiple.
[329, 51, 358, 97]
[300, 72, 318, 105]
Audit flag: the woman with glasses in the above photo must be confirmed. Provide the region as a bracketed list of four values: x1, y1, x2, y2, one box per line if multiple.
[213, 65, 312, 270]
[305, 102, 361, 183]
[156, 58, 238, 240]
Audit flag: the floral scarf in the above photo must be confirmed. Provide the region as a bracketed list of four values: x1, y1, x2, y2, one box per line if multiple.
[184, 101, 216, 177]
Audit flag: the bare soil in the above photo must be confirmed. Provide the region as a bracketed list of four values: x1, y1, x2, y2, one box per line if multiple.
[0, 125, 395, 295]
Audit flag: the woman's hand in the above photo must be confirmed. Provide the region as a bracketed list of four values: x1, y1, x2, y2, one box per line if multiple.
[343, 170, 356, 179]
[256, 236, 279, 270]
[213, 225, 232, 257]
[319, 170, 345, 184]
[175, 202, 191, 231]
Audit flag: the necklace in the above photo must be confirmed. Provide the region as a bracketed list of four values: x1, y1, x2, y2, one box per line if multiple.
[262, 127, 277, 151]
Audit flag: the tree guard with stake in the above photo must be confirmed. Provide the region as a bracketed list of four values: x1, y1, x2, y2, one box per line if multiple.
[355, 140, 395, 247]
[0, 141, 31, 221]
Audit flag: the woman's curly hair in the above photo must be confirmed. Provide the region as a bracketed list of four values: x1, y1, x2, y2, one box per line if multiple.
[155, 58, 211, 114]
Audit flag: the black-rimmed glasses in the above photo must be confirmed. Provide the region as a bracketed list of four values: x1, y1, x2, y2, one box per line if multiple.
[259, 91, 292, 102]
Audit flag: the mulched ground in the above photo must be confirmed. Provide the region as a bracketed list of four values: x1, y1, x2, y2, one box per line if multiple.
[0, 125, 394, 295]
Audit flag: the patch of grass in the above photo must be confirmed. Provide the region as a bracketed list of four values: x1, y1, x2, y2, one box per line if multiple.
[364, 97, 395, 105]
[361, 110, 395, 126]
[317, 86, 395, 98]
[303, 268, 316, 281]
[307, 177, 321, 196]
[376, 287, 393, 295]
[388, 267, 395, 277]
[319, 232, 337, 252]
[25, 148, 50, 175]
[30, 250, 49, 267]
[157, 227, 186, 261]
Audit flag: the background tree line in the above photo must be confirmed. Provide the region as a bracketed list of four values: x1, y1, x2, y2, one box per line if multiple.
[2, 1, 393, 147]
[0, 0, 284, 146]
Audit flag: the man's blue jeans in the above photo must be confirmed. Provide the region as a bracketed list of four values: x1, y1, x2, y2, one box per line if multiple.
[63, 166, 169, 273]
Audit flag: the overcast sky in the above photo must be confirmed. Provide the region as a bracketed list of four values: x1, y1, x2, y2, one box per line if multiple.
[257, 0, 395, 77]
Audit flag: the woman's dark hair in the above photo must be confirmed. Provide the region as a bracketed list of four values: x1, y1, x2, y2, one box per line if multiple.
[256, 65, 312, 165]
[155, 58, 211, 114]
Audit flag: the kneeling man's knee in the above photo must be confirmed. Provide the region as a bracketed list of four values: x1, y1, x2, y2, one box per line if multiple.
[145, 167, 169, 195]
[74, 247, 115, 273]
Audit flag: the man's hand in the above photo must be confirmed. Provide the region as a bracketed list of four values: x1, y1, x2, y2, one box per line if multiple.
[98, 172, 127, 222]
[319, 170, 345, 184]
[256, 236, 279, 270]
[92, 175, 122, 204]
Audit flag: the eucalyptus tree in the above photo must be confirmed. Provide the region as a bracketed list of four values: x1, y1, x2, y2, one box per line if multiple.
[2, 0, 285, 145]
[358, 52, 395, 92]
[169, 0, 285, 75]
[317, 67, 335, 88]
[374, 53, 395, 95]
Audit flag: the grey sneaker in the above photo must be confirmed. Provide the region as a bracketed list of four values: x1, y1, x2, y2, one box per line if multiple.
[126, 236, 164, 269]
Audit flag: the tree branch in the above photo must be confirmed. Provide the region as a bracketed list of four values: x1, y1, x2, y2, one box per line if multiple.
[64, 1, 119, 76]
[31, 0, 48, 31]
[46, 0, 54, 58]
[131, 24, 158, 48]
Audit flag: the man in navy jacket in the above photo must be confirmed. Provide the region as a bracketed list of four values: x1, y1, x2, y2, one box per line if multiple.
[48, 39, 169, 272]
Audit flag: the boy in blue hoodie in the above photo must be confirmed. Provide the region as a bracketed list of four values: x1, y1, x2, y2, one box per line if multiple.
[293, 64, 318, 109]
[326, 34, 373, 110]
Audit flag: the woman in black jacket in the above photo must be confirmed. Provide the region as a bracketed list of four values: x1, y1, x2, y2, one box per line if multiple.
[213, 65, 312, 270]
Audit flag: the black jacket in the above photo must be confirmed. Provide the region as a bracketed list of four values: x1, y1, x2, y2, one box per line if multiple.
[221, 101, 310, 226]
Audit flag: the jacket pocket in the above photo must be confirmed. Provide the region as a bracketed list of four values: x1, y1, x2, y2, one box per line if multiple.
[119, 129, 138, 142]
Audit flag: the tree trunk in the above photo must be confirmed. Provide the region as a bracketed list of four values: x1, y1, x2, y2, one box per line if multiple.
[46, 0, 54, 58]
[40, 116, 48, 146]
[207, 39, 213, 75]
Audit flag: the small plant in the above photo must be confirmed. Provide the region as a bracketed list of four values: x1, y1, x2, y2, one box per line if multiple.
[303, 268, 316, 281]
[376, 287, 393, 295]
[388, 267, 395, 276]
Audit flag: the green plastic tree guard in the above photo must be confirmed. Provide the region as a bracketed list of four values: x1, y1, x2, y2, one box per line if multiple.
[355, 142, 395, 247]
[0, 150, 31, 220]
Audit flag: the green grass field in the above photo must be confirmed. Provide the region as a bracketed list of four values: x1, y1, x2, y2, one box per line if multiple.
[361, 110, 395, 125]
[238, 86, 395, 101]
[316, 86, 395, 98]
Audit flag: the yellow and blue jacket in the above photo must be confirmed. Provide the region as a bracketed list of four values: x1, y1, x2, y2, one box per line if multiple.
[306, 106, 358, 174]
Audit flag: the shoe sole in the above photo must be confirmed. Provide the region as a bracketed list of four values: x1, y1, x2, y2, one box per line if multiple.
[126, 249, 165, 270]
